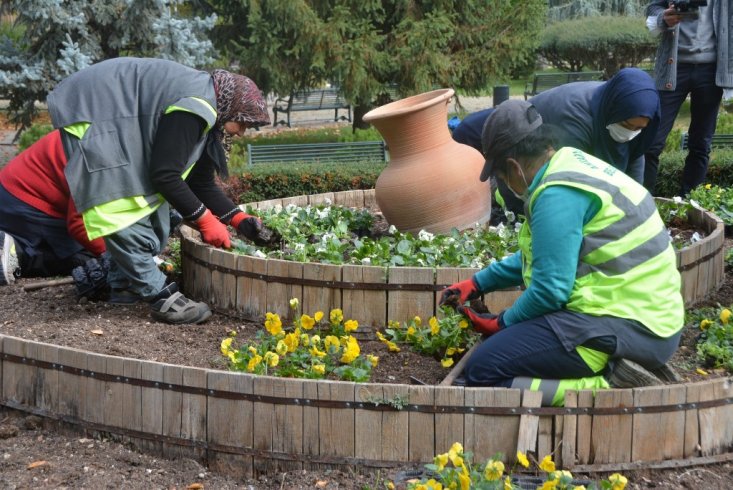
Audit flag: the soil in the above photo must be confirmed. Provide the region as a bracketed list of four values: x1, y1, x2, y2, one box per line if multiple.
[1, 237, 733, 489]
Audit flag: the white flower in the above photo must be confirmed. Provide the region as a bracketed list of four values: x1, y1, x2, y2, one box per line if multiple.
[514, 222, 523, 233]
[294, 242, 305, 250]
[505, 210, 516, 223]
[691, 232, 702, 242]
[324, 197, 332, 205]
[689, 199, 702, 210]
[388, 225, 398, 234]
[418, 230, 434, 242]
[253, 250, 267, 258]
[673, 196, 683, 203]
[317, 208, 330, 219]
[361, 257, 371, 265]
[285, 204, 297, 213]
[417, 258, 426, 266]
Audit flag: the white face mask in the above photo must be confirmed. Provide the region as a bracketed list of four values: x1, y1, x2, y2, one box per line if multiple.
[507, 165, 531, 202]
[606, 123, 642, 143]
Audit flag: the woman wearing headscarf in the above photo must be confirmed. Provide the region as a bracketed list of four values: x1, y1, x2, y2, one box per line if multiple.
[452, 68, 661, 216]
[0, 58, 274, 324]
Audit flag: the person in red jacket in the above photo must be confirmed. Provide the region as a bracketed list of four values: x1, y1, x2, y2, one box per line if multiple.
[0, 129, 106, 285]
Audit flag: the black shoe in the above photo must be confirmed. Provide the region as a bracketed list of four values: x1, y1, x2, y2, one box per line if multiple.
[149, 282, 212, 325]
[607, 359, 664, 389]
[649, 363, 682, 383]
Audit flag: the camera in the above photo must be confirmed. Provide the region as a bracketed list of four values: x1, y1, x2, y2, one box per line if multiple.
[672, 0, 707, 13]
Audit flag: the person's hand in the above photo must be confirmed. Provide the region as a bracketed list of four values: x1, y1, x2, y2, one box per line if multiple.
[662, 5, 682, 27]
[196, 209, 231, 248]
[457, 306, 504, 336]
[231, 212, 282, 247]
[439, 277, 480, 308]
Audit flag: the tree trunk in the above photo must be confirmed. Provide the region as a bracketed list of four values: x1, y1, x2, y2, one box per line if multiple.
[352, 104, 373, 132]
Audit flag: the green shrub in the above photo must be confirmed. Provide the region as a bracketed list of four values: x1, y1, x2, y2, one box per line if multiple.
[222, 162, 385, 204]
[539, 16, 657, 76]
[17, 124, 53, 151]
[654, 149, 733, 197]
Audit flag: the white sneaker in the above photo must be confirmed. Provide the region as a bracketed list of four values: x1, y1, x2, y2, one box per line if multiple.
[0, 231, 19, 285]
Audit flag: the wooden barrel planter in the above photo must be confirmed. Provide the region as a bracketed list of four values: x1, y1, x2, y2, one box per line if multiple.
[181, 191, 724, 325]
[3, 334, 733, 477]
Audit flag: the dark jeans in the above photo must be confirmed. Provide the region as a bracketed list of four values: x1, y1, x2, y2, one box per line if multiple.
[643, 63, 723, 196]
[0, 184, 94, 277]
[463, 316, 599, 387]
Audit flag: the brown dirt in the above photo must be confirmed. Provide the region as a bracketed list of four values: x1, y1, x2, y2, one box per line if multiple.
[2, 240, 733, 489]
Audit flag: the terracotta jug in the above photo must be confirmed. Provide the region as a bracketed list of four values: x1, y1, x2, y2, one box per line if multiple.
[363, 89, 491, 234]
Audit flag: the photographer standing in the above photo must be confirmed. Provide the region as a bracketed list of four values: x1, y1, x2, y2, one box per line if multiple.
[643, 0, 732, 196]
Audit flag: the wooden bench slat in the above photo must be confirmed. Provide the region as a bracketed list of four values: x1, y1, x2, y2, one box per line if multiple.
[524, 71, 603, 99]
[247, 141, 387, 165]
[273, 87, 351, 127]
[680, 132, 733, 151]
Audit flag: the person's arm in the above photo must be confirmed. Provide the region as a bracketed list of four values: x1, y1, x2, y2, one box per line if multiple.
[473, 252, 524, 292]
[66, 198, 106, 255]
[501, 186, 599, 326]
[149, 111, 211, 221]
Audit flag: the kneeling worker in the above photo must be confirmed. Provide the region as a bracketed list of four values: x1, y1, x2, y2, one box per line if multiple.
[440, 99, 683, 406]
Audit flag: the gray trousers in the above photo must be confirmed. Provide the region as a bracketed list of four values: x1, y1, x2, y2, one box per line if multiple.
[103, 204, 170, 299]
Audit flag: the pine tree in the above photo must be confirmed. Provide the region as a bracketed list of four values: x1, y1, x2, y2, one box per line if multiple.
[0, 0, 216, 132]
[547, 0, 646, 22]
[202, 0, 547, 128]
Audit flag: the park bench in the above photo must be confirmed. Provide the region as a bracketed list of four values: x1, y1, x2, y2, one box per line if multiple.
[680, 132, 733, 151]
[272, 87, 351, 127]
[524, 71, 604, 99]
[246, 141, 387, 166]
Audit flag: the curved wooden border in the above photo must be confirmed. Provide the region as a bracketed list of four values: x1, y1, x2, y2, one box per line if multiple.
[2, 334, 733, 478]
[182, 191, 724, 325]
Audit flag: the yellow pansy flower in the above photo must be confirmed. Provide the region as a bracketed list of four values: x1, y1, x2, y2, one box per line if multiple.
[406, 326, 416, 338]
[264, 312, 283, 336]
[367, 354, 379, 367]
[344, 319, 359, 332]
[540, 480, 558, 490]
[275, 340, 288, 356]
[311, 334, 321, 345]
[299, 334, 310, 346]
[220, 337, 234, 356]
[314, 311, 324, 322]
[483, 459, 504, 481]
[387, 341, 401, 352]
[700, 318, 713, 330]
[284, 332, 299, 352]
[425, 479, 443, 490]
[696, 367, 709, 375]
[340, 336, 360, 364]
[458, 319, 469, 329]
[441, 357, 454, 368]
[289, 298, 299, 310]
[413, 316, 422, 326]
[458, 472, 470, 490]
[608, 473, 628, 490]
[516, 451, 530, 468]
[504, 476, 513, 490]
[312, 363, 325, 375]
[325, 335, 341, 352]
[330, 308, 343, 324]
[430, 317, 440, 335]
[446, 347, 456, 356]
[386, 482, 395, 490]
[539, 455, 555, 473]
[376, 331, 387, 342]
[720, 309, 732, 325]
[229, 330, 237, 336]
[301, 314, 315, 330]
[705, 183, 712, 189]
[434, 452, 449, 471]
[309, 346, 326, 358]
[247, 354, 262, 372]
[263, 351, 279, 367]
[574, 487, 586, 490]
[448, 442, 463, 467]
[389, 320, 401, 329]
[248, 346, 258, 355]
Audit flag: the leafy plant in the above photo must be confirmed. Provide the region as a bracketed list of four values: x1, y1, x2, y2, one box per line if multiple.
[232, 202, 520, 268]
[689, 184, 733, 226]
[377, 307, 479, 368]
[695, 305, 733, 372]
[403, 443, 628, 490]
[220, 298, 377, 382]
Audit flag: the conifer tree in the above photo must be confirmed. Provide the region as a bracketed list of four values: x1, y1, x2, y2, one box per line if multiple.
[203, 0, 546, 128]
[0, 0, 216, 132]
